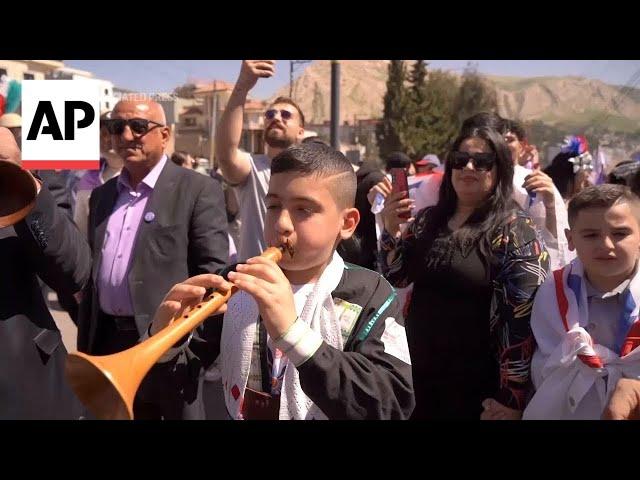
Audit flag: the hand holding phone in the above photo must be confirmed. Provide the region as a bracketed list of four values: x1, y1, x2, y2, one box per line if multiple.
[390, 167, 410, 219]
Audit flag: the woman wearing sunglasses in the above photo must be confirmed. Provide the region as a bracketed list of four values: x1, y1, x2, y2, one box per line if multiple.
[379, 126, 549, 420]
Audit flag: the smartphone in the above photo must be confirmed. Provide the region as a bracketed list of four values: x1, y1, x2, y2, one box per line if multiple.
[390, 167, 411, 219]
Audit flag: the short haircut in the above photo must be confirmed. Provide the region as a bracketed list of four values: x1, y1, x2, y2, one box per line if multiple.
[170, 151, 191, 167]
[301, 136, 329, 146]
[568, 184, 640, 227]
[385, 151, 412, 170]
[271, 143, 356, 209]
[269, 96, 305, 127]
[503, 118, 527, 141]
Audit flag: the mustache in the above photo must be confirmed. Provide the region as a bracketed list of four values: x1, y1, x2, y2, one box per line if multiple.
[266, 121, 285, 131]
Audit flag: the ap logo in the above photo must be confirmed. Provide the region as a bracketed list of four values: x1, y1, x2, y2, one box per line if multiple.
[21, 80, 100, 170]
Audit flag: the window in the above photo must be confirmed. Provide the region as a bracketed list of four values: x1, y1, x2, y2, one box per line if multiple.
[185, 117, 196, 126]
[104, 89, 109, 95]
[0, 68, 7, 77]
[105, 102, 110, 109]
[23, 72, 35, 80]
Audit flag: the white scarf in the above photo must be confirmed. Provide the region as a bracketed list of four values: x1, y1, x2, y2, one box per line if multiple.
[524, 259, 640, 420]
[221, 251, 345, 420]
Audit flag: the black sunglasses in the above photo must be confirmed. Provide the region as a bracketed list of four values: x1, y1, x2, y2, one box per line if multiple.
[103, 118, 165, 136]
[450, 151, 496, 171]
[265, 109, 293, 121]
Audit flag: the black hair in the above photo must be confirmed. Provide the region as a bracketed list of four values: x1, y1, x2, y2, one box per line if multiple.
[385, 151, 412, 170]
[271, 143, 357, 209]
[503, 118, 527, 141]
[419, 126, 517, 259]
[608, 160, 640, 187]
[461, 112, 506, 135]
[543, 151, 576, 199]
[568, 183, 640, 227]
[170, 151, 191, 167]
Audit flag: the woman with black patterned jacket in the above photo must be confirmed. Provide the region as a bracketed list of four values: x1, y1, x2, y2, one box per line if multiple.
[380, 126, 549, 420]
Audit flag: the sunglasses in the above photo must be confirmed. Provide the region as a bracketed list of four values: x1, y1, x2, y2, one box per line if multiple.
[265, 109, 293, 121]
[102, 118, 165, 136]
[450, 151, 496, 171]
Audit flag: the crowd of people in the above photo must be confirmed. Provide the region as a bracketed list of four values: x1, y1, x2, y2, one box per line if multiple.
[1, 59, 639, 420]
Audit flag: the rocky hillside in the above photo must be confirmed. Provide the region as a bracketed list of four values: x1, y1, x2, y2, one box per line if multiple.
[270, 60, 640, 132]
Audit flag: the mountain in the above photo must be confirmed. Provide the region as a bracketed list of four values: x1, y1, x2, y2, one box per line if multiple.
[270, 60, 640, 133]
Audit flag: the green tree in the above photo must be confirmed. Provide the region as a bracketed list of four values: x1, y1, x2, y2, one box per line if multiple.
[404, 60, 427, 157]
[453, 62, 498, 128]
[405, 61, 459, 159]
[376, 60, 410, 158]
[422, 70, 459, 158]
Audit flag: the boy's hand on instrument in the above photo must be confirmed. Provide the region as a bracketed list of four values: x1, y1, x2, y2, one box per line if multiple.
[151, 274, 233, 335]
[228, 255, 297, 339]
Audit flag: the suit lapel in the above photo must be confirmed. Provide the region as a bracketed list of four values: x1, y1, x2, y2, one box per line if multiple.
[128, 159, 178, 334]
[92, 180, 119, 281]
[130, 159, 178, 262]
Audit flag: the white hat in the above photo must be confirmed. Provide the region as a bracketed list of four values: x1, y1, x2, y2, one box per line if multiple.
[417, 154, 440, 168]
[0, 113, 21, 128]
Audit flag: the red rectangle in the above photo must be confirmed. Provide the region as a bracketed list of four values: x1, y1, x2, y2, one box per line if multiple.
[22, 161, 100, 170]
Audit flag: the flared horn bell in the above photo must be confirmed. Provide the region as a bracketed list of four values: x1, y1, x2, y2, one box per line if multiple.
[0, 160, 37, 228]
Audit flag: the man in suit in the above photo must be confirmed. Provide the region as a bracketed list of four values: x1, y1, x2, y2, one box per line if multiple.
[78, 99, 228, 419]
[0, 127, 91, 419]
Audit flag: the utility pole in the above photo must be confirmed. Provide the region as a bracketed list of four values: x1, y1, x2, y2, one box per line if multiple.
[330, 60, 340, 150]
[289, 60, 312, 99]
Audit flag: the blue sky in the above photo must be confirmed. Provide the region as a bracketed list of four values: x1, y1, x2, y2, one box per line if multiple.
[65, 60, 640, 100]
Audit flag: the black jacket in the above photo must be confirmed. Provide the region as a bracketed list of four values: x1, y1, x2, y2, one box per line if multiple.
[354, 165, 385, 270]
[170, 263, 415, 420]
[0, 186, 91, 419]
[78, 159, 229, 353]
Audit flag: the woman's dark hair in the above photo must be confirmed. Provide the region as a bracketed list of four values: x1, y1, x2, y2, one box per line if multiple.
[543, 152, 576, 199]
[419, 126, 517, 259]
[608, 160, 640, 187]
[385, 151, 412, 170]
[461, 112, 506, 135]
[630, 166, 640, 197]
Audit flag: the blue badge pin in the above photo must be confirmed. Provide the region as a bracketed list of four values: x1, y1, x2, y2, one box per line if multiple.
[144, 212, 155, 223]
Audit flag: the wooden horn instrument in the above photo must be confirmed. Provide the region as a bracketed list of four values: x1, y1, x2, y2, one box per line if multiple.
[0, 160, 38, 228]
[64, 245, 289, 420]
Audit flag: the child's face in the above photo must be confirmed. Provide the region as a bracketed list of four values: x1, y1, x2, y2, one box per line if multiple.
[265, 172, 359, 283]
[566, 202, 640, 282]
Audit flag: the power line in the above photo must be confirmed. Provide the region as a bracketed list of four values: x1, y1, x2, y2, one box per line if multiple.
[590, 66, 640, 130]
